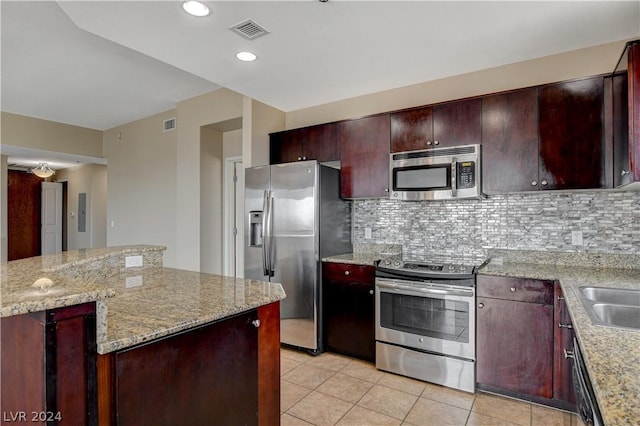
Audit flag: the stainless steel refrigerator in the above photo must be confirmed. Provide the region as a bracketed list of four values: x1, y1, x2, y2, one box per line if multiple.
[244, 160, 352, 353]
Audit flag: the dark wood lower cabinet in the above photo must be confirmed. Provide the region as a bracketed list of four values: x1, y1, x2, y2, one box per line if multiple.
[97, 302, 280, 426]
[1, 303, 97, 426]
[477, 275, 577, 410]
[323, 262, 376, 362]
[476, 295, 554, 398]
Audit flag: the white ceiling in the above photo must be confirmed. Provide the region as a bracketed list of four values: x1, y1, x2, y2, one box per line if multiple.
[1, 1, 639, 166]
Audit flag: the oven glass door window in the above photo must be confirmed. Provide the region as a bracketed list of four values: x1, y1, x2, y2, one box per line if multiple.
[393, 165, 450, 191]
[379, 292, 469, 343]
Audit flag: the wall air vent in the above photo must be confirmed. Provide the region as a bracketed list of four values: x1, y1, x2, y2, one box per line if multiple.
[229, 19, 269, 40]
[163, 118, 176, 132]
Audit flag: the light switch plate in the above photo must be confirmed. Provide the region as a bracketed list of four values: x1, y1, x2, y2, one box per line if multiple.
[125, 255, 143, 268]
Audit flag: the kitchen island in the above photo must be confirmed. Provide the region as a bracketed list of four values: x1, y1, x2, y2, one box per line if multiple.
[480, 250, 640, 426]
[1, 245, 285, 425]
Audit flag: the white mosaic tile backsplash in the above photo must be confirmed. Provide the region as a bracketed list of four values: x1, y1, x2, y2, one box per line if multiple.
[353, 190, 640, 264]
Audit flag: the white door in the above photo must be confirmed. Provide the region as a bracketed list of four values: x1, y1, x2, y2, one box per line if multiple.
[223, 157, 244, 277]
[41, 182, 62, 255]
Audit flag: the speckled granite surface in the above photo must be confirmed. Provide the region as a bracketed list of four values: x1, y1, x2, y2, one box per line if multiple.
[2, 245, 286, 357]
[480, 250, 640, 426]
[322, 243, 402, 265]
[95, 267, 285, 354]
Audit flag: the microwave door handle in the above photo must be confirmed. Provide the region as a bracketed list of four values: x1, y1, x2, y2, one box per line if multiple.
[451, 156, 457, 197]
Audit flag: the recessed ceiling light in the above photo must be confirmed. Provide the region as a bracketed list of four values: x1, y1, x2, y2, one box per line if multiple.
[236, 51, 257, 62]
[182, 1, 210, 17]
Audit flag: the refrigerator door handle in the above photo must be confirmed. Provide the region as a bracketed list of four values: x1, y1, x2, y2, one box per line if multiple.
[266, 191, 275, 276]
[261, 190, 269, 276]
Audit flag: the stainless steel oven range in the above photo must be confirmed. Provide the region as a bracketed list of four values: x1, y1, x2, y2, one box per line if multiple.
[375, 259, 479, 393]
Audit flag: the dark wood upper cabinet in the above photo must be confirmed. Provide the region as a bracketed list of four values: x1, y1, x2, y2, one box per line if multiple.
[391, 99, 481, 152]
[340, 114, 390, 199]
[270, 123, 339, 164]
[482, 88, 539, 193]
[539, 76, 605, 190]
[433, 98, 482, 148]
[390, 106, 433, 152]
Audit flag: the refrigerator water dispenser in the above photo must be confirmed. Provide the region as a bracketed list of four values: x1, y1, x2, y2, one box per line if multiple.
[249, 211, 263, 247]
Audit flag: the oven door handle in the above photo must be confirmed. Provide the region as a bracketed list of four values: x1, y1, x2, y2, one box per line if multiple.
[376, 281, 474, 298]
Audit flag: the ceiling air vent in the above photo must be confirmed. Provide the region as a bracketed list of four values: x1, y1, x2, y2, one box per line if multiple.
[230, 19, 269, 40]
[163, 117, 176, 132]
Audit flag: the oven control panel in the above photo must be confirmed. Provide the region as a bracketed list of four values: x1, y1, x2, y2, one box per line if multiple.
[378, 259, 475, 276]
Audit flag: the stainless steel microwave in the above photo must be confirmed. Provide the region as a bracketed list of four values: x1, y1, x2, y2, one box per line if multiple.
[389, 144, 481, 201]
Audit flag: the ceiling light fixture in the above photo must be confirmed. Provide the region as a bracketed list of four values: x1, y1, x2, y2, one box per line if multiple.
[182, 1, 210, 17]
[31, 162, 55, 178]
[236, 51, 257, 62]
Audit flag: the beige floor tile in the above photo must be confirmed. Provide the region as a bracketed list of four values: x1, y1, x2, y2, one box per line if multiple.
[472, 393, 531, 426]
[336, 405, 402, 426]
[281, 348, 314, 363]
[531, 404, 572, 426]
[421, 382, 476, 410]
[281, 413, 314, 426]
[466, 412, 520, 425]
[307, 352, 352, 372]
[317, 373, 375, 404]
[341, 359, 386, 383]
[282, 356, 302, 376]
[378, 372, 427, 396]
[283, 364, 337, 389]
[288, 390, 353, 426]
[358, 384, 419, 420]
[281, 379, 313, 411]
[403, 397, 470, 426]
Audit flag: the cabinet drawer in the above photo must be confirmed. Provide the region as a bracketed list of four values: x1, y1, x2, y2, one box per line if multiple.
[322, 262, 375, 284]
[477, 275, 554, 304]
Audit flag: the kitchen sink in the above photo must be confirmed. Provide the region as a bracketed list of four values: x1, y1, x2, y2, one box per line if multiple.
[578, 286, 640, 331]
[580, 286, 640, 306]
[591, 304, 640, 330]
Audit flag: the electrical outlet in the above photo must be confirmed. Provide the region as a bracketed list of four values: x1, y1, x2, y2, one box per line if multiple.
[571, 230, 583, 246]
[125, 255, 143, 267]
[364, 227, 372, 239]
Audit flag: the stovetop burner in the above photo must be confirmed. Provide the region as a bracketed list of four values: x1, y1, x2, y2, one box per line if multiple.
[376, 259, 480, 280]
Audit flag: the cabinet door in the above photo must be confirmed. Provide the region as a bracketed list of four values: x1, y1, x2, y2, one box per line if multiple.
[390, 106, 433, 152]
[482, 88, 540, 193]
[477, 296, 554, 398]
[340, 114, 390, 199]
[270, 129, 304, 164]
[115, 311, 259, 425]
[553, 284, 576, 406]
[539, 76, 605, 190]
[433, 98, 482, 148]
[612, 73, 631, 187]
[323, 263, 375, 362]
[628, 41, 640, 182]
[303, 123, 340, 162]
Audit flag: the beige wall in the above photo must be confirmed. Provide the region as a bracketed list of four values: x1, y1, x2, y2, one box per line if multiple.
[243, 97, 286, 168]
[56, 163, 107, 250]
[200, 127, 223, 274]
[1, 112, 103, 157]
[103, 109, 179, 266]
[286, 40, 628, 129]
[223, 129, 243, 159]
[175, 88, 244, 271]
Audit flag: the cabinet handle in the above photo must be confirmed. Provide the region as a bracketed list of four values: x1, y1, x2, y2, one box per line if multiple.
[563, 348, 574, 359]
[426, 141, 433, 146]
[510, 287, 516, 292]
[297, 156, 302, 161]
[477, 303, 484, 309]
[384, 188, 389, 193]
[302, 156, 307, 161]
[621, 170, 630, 176]
[369, 289, 374, 295]
[344, 270, 350, 276]
[541, 180, 548, 186]
[252, 319, 261, 328]
[557, 296, 565, 301]
[558, 323, 573, 329]
[531, 180, 538, 186]
[433, 140, 439, 146]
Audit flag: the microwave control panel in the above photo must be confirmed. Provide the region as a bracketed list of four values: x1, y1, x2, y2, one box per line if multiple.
[457, 162, 476, 189]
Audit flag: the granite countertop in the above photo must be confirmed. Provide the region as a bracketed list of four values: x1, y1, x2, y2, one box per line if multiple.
[1, 245, 286, 355]
[480, 250, 640, 426]
[95, 267, 285, 354]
